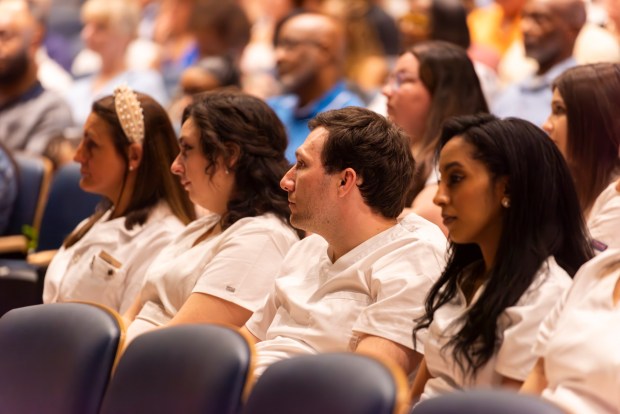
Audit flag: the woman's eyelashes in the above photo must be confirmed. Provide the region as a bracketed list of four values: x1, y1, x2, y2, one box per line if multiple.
[179, 142, 193, 157]
[447, 173, 464, 186]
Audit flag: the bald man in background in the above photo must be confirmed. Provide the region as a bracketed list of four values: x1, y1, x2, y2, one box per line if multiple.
[492, 0, 586, 127]
[268, 12, 364, 163]
[0, 0, 72, 155]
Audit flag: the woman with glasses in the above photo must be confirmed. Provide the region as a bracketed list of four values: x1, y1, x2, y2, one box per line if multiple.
[382, 40, 488, 233]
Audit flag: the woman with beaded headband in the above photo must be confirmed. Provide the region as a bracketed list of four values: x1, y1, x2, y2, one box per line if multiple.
[43, 86, 195, 313]
[542, 62, 620, 253]
[122, 90, 299, 344]
[409, 114, 592, 403]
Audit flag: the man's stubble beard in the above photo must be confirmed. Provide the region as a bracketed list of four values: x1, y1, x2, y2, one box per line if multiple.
[0, 48, 30, 86]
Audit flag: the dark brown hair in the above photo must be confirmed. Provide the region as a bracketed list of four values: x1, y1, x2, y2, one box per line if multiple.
[553, 62, 620, 212]
[310, 106, 415, 219]
[182, 89, 292, 230]
[408, 40, 488, 201]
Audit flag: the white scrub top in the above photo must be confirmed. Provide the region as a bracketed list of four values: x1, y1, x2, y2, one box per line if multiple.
[126, 212, 298, 343]
[421, 257, 571, 400]
[43, 202, 184, 313]
[245, 213, 447, 376]
[588, 181, 620, 253]
[534, 249, 620, 414]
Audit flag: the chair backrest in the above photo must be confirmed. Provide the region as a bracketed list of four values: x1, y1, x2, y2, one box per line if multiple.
[242, 353, 408, 414]
[36, 162, 100, 251]
[411, 389, 566, 414]
[0, 302, 123, 414]
[5, 153, 52, 236]
[0, 260, 40, 316]
[99, 324, 253, 414]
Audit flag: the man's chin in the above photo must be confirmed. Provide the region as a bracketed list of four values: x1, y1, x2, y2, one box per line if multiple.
[523, 48, 555, 68]
[289, 215, 308, 231]
[0, 72, 25, 86]
[277, 76, 302, 94]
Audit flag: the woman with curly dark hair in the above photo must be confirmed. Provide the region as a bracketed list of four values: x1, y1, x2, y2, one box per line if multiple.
[123, 90, 299, 343]
[410, 114, 593, 402]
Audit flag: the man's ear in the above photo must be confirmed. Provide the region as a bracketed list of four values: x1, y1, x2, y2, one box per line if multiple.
[337, 168, 359, 196]
[31, 23, 45, 48]
[128, 143, 143, 171]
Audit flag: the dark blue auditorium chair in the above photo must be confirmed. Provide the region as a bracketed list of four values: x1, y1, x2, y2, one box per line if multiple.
[0, 302, 124, 414]
[0, 162, 100, 315]
[99, 324, 253, 414]
[411, 389, 566, 414]
[0, 153, 53, 255]
[242, 353, 408, 414]
[35, 162, 100, 251]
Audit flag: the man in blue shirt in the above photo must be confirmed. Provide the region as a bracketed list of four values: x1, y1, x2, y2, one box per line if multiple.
[268, 12, 364, 163]
[493, 0, 586, 128]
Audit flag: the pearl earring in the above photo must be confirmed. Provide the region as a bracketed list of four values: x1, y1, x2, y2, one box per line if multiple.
[501, 197, 511, 208]
[129, 165, 134, 171]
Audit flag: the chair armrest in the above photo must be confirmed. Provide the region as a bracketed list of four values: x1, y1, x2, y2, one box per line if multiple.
[0, 235, 28, 254]
[27, 250, 58, 267]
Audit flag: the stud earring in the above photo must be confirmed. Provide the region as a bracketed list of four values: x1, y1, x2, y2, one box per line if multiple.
[501, 197, 511, 208]
[225, 169, 230, 175]
[129, 165, 134, 171]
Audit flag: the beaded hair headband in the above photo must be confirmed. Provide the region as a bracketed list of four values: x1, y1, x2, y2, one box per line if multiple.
[113, 85, 145, 144]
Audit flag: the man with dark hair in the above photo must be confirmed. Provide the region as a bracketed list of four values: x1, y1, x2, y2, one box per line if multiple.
[0, 0, 72, 154]
[492, 0, 586, 127]
[242, 106, 446, 377]
[269, 12, 364, 163]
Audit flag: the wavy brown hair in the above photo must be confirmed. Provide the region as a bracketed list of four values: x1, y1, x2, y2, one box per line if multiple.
[181, 89, 293, 230]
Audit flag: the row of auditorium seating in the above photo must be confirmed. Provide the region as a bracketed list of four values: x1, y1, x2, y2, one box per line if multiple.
[0, 155, 100, 315]
[0, 302, 565, 414]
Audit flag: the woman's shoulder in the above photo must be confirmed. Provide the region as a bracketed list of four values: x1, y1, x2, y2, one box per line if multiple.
[590, 179, 620, 216]
[147, 202, 186, 224]
[573, 249, 620, 286]
[225, 214, 298, 239]
[519, 256, 573, 304]
[537, 256, 572, 285]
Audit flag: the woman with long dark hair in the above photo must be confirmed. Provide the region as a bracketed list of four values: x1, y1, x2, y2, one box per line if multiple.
[410, 114, 593, 402]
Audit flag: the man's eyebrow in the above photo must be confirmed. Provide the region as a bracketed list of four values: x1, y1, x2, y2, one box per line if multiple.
[295, 148, 308, 159]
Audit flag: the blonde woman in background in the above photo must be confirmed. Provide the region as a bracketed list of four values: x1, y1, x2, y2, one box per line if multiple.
[65, 0, 168, 126]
